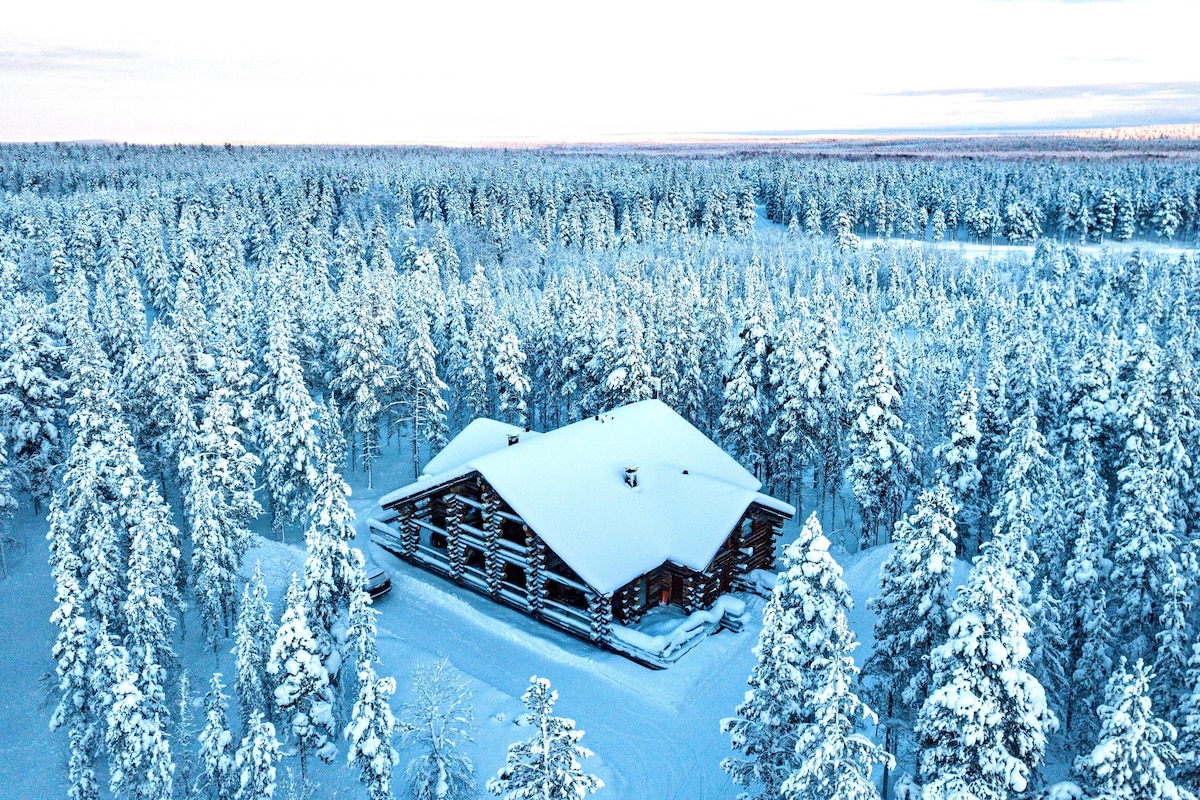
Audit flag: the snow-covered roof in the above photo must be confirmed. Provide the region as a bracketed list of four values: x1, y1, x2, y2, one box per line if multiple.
[421, 418, 541, 477]
[382, 400, 795, 595]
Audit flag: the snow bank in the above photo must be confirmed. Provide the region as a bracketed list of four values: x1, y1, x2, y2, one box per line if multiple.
[612, 595, 748, 660]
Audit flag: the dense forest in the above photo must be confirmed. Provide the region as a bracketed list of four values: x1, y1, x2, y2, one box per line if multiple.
[1, 143, 1199, 800]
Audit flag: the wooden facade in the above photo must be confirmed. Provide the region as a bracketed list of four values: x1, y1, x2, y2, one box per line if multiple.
[371, 470, 788, 666]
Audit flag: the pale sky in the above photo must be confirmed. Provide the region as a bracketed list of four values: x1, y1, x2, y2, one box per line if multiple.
[1, 0, 1197, 144]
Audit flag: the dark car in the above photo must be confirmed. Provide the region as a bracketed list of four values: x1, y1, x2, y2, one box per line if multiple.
[365, 565, 392, 599]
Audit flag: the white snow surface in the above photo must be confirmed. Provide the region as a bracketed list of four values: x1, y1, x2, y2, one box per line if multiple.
[381, 400, 795, 594]
[421, 418, 541, 477]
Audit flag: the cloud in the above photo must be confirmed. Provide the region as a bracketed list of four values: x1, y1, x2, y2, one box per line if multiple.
[0, 47, 143, 74]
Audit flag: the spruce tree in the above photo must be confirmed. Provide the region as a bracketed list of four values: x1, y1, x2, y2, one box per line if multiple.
[268, 575, 337, 780]
[345, 588, 399, 800]
[915, 536, 1057, 800]
[234, 564, 276, 729]
[494, 325, 532, 426]
[846, 342, 912, 546]
[722, 513, 853, 798]
[487, 676, 602, 799]
[1075, 660, 1194, 800]
[302, 460, 362, 657]
[718, 307, 771, 480]
[780, 611, 892, 800]
[257, 309, 320, 538]
[862, 486, 958, 793]
[395, 288, 449, 480]
[198, 673, 236, 800]
[932, 378, 982, 534]
[235, 711, 281, 800]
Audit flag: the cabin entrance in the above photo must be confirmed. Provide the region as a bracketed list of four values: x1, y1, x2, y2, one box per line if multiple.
[658, 573, 684, 607]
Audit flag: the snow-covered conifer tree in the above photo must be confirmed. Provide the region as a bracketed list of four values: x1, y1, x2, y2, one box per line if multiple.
[722, 513, 853, 797]
[487, 676, 602, 799]
[494, 325, 531, 425]
[343, 587, 399, 800]
[915, 535, 1057, 800]
[268, 575, 336, 780]
[863, 486, 958, 793]
[0, 292, 65, 510]
[781, 610, 893, 800]
[124, 483, 180, 708]
[394, 282, 449, 479]
[302, 460, 362, 656]
[189, 471, 238, 649]
[104, 638, 175, 800]
[1111, 346, 1179, 658]
[1075, 660, 1194, 800]
[257, 309, 320, 537]
[846, 342, 912, 545]
[198, 673, 236, 800]
[719, 307, 771, 479]
[235, 564, 275, 729]
[174, 671, 198, 799]
[398, 657, 474, 800]
[317, 397, 348, 477]
[1176, 642, 1200, 787]
[1059, 432, 1113, 743]
[601, 314, 655, 411]
[932, 378, 981, 534]
[235, 711, 281, 800]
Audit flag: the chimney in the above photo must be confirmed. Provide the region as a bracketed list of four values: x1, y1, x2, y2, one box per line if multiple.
[624, 466, 639, 488]
[507, 434, 520, 446]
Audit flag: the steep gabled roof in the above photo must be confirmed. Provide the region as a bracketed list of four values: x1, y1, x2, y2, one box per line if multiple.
[381, 400, 794, 594]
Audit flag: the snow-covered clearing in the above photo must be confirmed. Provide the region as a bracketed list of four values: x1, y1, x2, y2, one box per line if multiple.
[0, 439, 951, 799]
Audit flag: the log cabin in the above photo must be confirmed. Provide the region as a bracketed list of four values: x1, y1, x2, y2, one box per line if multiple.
[369, 399, 794, 667]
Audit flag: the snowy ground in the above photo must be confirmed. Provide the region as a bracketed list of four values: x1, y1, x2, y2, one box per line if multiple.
[0, 439, 968, 799]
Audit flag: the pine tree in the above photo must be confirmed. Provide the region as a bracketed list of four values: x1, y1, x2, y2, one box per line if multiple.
[862, 486, 958, 793]
[0, 292, 65, 510]
[235, 711, 281, 800]
[932, 378, 982, 529]
[235, 564, 276, 730]
[719, 307, 771, 479]
[601, 314, 655, 411]
[342, 586, 399, 800]
[846, 342, 912, 546]
[780, 611, 893, 800]
[487, 676, 602, 799]
[104, 638, 175, 800]
[1075, 660, 1194, 800]
[722, 513, 853, 798]
[302, 460, 362, 657]
[268, 575, 337, 780]
[395, 287, 449, 480]
[915, 536, 1057, 800]
[199, 673, 236, 800]
[257, 310, 320, 537]
[494, 325, 532, 426]
[398, 658, 475, 800]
